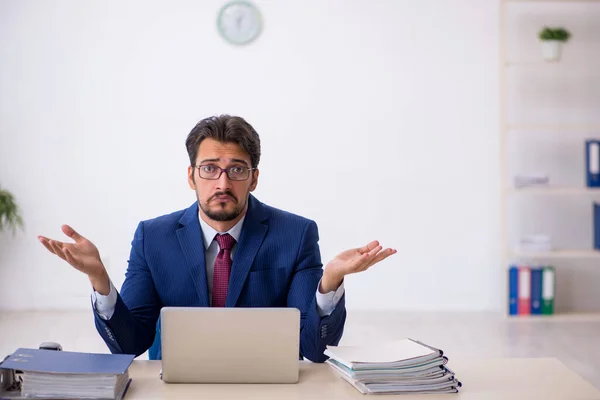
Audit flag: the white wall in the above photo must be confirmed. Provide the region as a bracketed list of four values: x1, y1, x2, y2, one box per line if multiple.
[0, 0, 501, 311]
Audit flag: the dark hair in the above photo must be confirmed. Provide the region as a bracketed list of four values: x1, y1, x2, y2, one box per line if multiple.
[185, 115, 261, 168]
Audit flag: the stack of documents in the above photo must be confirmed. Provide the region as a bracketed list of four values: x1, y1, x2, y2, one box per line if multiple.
[513, 174, 549, 188]
[324, 338, 462, 395]
[518, 234, 552, 252]
[0, 348, 134, 400]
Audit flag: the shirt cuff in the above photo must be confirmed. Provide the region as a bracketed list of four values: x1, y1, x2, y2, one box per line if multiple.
[315, 278, 345, 317]
[91, 280, 117, 320]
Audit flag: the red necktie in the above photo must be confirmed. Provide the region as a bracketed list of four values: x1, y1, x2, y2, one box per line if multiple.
[212, 233, 235, 307]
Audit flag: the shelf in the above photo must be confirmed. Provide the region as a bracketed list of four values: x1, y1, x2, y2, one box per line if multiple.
[503, 0, 600, 3]
[506, 313, 600, 321]
[506, 186, 600, 194]
[509, 249, 600, 258]
[505, 61, 600, 68]
[505, 124, 600, 132]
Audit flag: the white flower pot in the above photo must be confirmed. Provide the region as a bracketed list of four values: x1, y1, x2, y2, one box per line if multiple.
[541, 40, 562, 62]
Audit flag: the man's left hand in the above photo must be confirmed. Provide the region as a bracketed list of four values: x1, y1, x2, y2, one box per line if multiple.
[320, 240, 397, 293]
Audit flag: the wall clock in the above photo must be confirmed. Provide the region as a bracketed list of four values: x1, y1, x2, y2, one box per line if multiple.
[217, 1, 263, 46]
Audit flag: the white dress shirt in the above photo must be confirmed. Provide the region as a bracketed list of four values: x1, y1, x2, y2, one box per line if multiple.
[93, 212, 344, 319]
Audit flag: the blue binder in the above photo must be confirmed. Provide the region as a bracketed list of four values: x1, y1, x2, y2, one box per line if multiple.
[586, 140, 600, 187]
[508, 266, 518, 315]
[0, 348, 134, 400]
[0, 348, 134, 375]
[530, 267, 543, 315]
[595, 203, 600, 251]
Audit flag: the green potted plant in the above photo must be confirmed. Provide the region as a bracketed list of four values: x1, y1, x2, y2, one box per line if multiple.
[0, 186, 24, 235]
[538, 26, 571, 62]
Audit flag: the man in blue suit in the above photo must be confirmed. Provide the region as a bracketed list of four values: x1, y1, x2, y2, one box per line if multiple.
[38, 115, 396, 362]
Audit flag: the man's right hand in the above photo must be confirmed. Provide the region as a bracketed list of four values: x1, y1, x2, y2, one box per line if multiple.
[38, 225, 110, 295]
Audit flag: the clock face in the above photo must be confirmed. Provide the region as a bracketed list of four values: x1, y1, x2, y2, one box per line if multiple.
[217, 1, 262, 46]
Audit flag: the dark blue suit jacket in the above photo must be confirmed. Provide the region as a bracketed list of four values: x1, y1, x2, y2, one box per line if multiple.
[93, 194, 346, 362]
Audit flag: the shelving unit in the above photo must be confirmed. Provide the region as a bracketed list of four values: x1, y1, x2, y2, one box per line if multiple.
[500, 0, 600, 315]
[509, 249, 600, 258]
[507, 125, 600, 132]
[506, 187, 600, 194]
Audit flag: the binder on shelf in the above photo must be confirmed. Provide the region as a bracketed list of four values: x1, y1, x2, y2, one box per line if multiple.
[594, 203, 600, 251]
[586, 140, 600, 188]
[508, 266, 519, 315]
[530, 267, 543, 315]
[518, 267, 531, 315]
[542, 266, 555, 315]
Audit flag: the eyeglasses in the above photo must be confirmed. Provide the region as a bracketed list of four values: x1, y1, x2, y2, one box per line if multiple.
[194, 164, 256, 181]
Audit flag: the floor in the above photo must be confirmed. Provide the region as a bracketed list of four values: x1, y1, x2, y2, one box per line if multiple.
[1, 310, 599, 389]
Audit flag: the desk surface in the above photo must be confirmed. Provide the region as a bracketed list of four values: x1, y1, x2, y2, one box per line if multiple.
[126, 357, 600, 400]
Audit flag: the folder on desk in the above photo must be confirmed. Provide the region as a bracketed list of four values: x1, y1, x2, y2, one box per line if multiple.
[324, 338, 462, 395]
[0, 348, 134, 400]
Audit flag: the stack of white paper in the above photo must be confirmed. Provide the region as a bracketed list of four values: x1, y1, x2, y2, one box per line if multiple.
[324, 338, 462, 395]
[20, 371, 131, 400]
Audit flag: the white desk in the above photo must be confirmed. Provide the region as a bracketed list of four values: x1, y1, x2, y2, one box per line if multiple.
[125, 358, 600, 399]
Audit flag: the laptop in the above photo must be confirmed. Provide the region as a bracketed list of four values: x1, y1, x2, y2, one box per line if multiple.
[160, 307, 300, 383]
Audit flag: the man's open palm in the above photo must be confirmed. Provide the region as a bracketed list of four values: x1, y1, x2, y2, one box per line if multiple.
[320, 240, 396, 293]
[327, 240, 396, 277]
[38, 225, 104, 277]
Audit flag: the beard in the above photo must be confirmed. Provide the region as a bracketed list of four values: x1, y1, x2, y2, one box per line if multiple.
[198, 191, 246, 222]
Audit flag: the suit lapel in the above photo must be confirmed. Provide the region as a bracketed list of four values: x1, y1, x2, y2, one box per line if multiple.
[226, 194, 269, 307]
[176, 203, 210, 307]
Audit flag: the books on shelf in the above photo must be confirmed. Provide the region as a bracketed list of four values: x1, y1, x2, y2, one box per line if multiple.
[586, 140, 600, 188]
[508, 265, 555, 316]
[594, 203, 600, 251]
[324, 338, 462, 395]
[513, 174, 549, 189]
[0, 348, 134, 400]
[518, 234, 552, 252]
